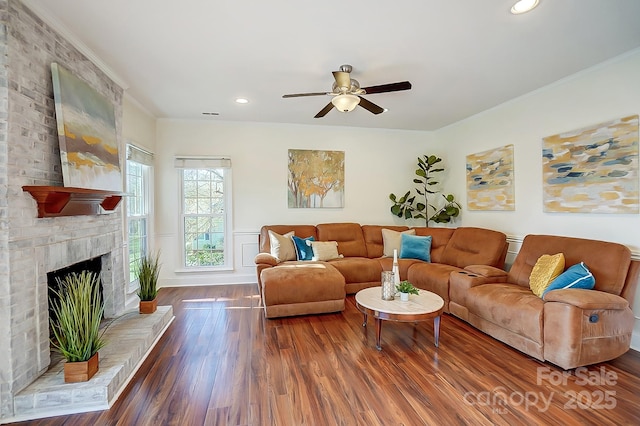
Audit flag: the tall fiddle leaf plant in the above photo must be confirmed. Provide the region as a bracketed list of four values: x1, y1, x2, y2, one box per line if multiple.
[49, 271, 105, 362]
[389, 154, 461, 227]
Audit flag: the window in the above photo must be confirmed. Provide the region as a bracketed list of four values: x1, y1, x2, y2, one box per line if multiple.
[126, 145, 153, 286]
[176, 157, 232, 269]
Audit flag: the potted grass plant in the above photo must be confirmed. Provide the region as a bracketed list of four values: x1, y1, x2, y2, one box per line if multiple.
[49, 271, 105, 382]
[396, 280, 419, 302]
[136, 251, 161, 314]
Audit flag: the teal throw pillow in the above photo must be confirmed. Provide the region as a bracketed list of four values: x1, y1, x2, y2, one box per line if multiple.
[292, 236, 314, 261]
[400, 234, 432, 262]
[542, 262, 595, 299]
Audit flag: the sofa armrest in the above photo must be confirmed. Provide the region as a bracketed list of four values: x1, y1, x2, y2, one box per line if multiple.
[255, 253, 279, 266]
[464, 265, 508, 280]
[543, 289, 629, 310]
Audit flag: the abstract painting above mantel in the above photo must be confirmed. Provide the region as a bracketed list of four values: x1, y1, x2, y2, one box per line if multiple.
[51, 63, 122, 191]
[288, 149, 344, 208]
[542, 115, 639, 214]
[466, 144, 515, 211]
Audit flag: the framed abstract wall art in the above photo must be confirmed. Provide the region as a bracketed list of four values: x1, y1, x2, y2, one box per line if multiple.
[466, 144, 515, 211]
[51, 63, 121, 191]
[542, 115, 639, 213]
[288, 149, 344, 208]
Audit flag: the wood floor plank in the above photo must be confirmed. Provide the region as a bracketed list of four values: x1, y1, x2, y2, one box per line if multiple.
[10, 285, 640, 426]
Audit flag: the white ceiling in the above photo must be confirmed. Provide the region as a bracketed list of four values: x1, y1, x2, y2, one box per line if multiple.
[24, 0, 640, 131]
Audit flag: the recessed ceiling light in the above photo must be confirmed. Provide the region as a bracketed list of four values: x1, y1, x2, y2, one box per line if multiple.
[235, 98, 249, 104]
[511, 0, 539, 14]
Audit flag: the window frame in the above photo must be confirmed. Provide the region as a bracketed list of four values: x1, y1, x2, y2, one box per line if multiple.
[125, 144, 153, 291]
[177, 159, 233, 271]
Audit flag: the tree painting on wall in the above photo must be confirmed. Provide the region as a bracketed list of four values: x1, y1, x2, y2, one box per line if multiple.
[542, 115, 639, 213]
[466, 144, 515, 211]
[51, 62, 121, 191]
[288, 149, 344, 208]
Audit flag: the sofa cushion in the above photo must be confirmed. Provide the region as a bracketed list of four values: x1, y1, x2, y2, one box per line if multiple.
[292, 235, 315, 261]
[407, 262, 462, 304]
[268, 230, 296, 262]
[411, 227, 455, 264]
[310, 241, 341, 261]
[328, 257, 383, 284]
[260, 262, 345, 307]
[317, 223, 368, 257]
[529, 253, 565, 297]
[400, 234, 432, 262]
[467, 283, 544, 345]
[440, 227, 508, 268]
[382, 228, 416, 257]
[377, 257, 423, 282]
[542, 262, 595, 299]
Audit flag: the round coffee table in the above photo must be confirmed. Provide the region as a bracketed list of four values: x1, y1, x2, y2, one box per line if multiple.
[355, 286, 444, 350]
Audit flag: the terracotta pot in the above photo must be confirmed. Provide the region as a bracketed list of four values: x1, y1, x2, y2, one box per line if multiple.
[64, 352, 99, 383]
[139, 298, 157, 314]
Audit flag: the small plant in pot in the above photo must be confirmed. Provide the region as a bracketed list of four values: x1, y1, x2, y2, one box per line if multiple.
[49, 271, 105, 383]
[136, 251, 161, 314]
[396, 280, 419, 301]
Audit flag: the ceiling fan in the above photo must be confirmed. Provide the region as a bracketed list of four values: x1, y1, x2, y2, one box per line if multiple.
[282, 64, 412, 118]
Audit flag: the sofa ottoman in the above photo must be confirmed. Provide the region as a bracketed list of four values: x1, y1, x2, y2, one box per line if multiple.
[260, 261, 346, 318]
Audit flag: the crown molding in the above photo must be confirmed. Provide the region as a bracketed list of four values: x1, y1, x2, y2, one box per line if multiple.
[21, 0, 129, 90]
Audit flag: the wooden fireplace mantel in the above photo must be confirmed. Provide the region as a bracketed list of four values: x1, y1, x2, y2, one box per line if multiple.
[22, 186, 124, 218]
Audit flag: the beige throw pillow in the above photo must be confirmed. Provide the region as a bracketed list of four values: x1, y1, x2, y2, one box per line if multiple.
[381, 228, 416, 257]
[310, 241, 342, 261]
[268, 230, 296, 262]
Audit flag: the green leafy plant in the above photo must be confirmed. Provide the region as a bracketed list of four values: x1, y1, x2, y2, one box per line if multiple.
[49, 271, 105, 363]
[136, 251, 161, 301]
[390, 154, 461, 226]
[396, 280, 419, 295]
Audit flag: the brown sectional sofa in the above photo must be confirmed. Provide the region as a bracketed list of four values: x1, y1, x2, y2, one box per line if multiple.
[255, 223, 508, 317]
[449, 234, 640, 369]
[255, 223, 640, 370]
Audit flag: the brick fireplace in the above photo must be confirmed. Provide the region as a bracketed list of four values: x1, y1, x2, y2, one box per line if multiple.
[0, 1, 129, 421]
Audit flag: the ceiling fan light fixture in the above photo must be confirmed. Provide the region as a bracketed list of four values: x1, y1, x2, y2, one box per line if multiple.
[331, 94, 360, 112]
[510, 0, 539, 14]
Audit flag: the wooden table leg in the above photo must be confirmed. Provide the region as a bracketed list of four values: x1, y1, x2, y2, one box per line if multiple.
[375, 318, 383, 351]
[434, 315, 441, 347]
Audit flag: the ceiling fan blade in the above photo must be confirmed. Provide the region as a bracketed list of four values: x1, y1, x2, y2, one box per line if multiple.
[314, 102, 334, 118]
[358, 97, 384, 115]
[361, 81, 412, 95]
[283, 92, 329, 98]
[332, 71, 351, 90]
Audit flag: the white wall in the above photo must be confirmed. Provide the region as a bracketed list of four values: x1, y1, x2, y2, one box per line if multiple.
[122, 95, 158, 308]
[435, 48, 640, 350]
[123, 95, 157, 152]
[154, 120, 442, 286]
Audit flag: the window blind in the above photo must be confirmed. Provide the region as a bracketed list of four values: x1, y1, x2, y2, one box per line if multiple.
[126, 144, 154, 166]
[174, 156, 232, 169]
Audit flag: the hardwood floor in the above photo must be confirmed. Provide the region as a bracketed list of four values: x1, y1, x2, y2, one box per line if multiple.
[12, 285, 640, 425]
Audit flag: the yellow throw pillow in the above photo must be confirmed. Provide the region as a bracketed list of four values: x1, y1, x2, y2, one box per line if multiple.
[529, 253, 565, 297]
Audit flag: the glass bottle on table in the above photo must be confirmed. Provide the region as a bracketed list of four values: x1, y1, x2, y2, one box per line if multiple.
[392, 249, 400, 288]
